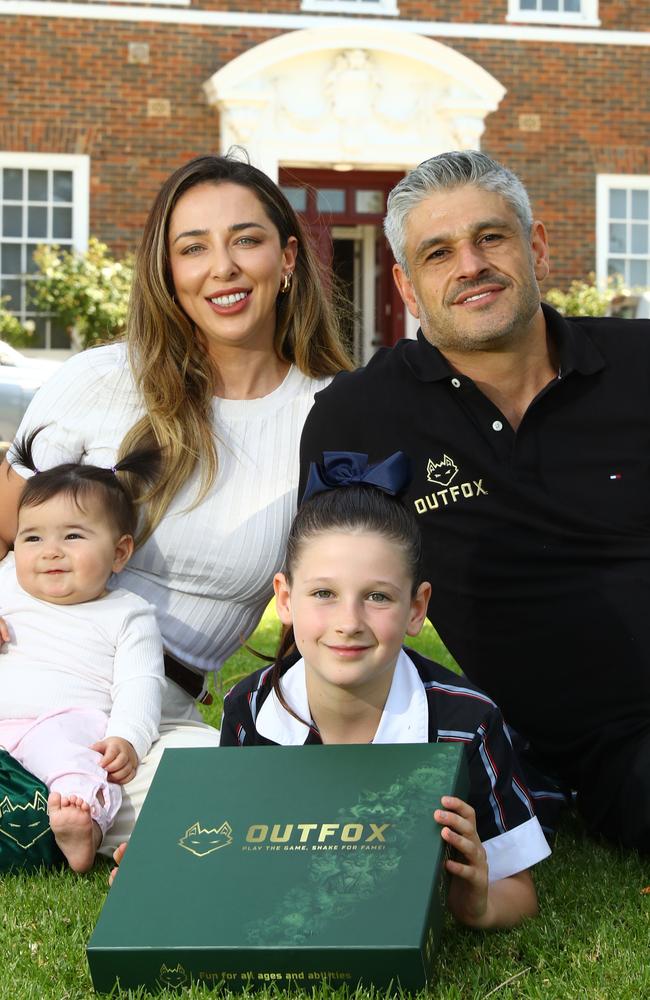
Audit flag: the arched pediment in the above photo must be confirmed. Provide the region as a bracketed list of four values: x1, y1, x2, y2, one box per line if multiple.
[203, 26, 506, 178]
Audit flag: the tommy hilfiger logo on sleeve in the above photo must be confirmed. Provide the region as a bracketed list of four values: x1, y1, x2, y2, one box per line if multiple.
[415, 454, 488, 515]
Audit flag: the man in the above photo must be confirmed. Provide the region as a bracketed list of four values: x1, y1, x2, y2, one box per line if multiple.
[300, 150, 650, 852]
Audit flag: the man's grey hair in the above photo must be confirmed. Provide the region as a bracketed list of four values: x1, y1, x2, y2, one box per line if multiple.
[384, 150, 533, 273]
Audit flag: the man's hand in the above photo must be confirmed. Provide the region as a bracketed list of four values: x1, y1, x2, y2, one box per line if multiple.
[91, 737, 137, 784]
[434, 795, 490, 927]
[0, 616, 9, 648]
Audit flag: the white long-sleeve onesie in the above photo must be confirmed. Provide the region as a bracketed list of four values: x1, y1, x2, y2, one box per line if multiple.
[0, 555, 164, 762]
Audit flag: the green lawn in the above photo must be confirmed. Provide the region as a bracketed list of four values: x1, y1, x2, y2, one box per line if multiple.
[2, 611, 649, 1000]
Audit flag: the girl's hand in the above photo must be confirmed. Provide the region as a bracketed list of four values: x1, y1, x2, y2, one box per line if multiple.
[434, 795, 490, 927]
[109, 842, 127, 886]
[0, 616, 9, 648]
[91, 737, 138, 784]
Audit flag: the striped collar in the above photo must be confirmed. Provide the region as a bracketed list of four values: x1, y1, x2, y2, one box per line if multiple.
[255, 648, 429, 745]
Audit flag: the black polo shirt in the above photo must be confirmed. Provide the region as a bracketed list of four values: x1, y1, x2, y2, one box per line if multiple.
[299, 305, 650, 788]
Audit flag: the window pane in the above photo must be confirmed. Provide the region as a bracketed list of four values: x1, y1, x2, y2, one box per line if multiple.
[2, 205, 22, 237]
[53, 206, 72, 240]
[30, 316, 47, 349]
[631, 224, 648, 255]
[608, 223, 627, 254]
[564, 0, 580, 11]
[630, 260, 648, 287]
[542, 0, 559, 10]
[609, 189, 627, 218]
[28, 170, 48, 202]
[355, 190, 384, 214]
[51, 320, 70, 349]
[608, 258, 626, 279]
[281, 187, 307, 213]
[28, 206, 48, 238]
[53, 171, 73, 204]
[316, 189, 345, 213]
[631, 190, 649, 221]
[3, 168, 23, 201]
[0, 278, 22, 309]
[1, 244, 21, 274]
[26, 244, 41, 275]
[520, 0, 536, 8]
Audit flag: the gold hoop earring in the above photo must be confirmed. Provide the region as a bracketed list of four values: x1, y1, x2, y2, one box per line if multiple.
[280, 272, 292, 294]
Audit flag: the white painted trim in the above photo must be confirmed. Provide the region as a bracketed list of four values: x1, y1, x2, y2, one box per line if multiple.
[596, 173, 650, 289]
[84, 0, 190, 5]
[507, 0, 599, 28]
[302, 0, 398, 15]
[206, 26, 506, 101]
[2, 4, 648, 47]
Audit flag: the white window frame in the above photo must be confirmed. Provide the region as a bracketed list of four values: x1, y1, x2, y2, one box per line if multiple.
[301, 0, 398, 15]
[507, 0, 599, 27]
[84, 0, 190, 6]
[596, 173, 650, 292]
[0, 152, 90, 351]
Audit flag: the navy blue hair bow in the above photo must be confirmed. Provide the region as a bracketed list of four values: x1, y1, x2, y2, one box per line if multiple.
[301, 451, 411, 504]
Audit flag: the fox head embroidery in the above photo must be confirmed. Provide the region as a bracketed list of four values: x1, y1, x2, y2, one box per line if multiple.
[158, 964, 188, 989]
[427, 455, 458, 488]
[0, 791, 51, 850]
[179, 820, 233, 857]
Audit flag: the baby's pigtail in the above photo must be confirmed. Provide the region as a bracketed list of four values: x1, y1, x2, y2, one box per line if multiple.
[10, 427, 47, 474]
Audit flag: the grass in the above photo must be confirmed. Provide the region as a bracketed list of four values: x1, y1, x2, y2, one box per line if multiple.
[2, 610, 650, 1000]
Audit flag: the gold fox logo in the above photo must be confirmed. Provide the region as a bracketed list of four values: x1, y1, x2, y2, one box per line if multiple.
[0, 790, 51, 850]
[158, 964, 188, 988]
[427, 455, 458, 487]
[179, 820, 233, 857]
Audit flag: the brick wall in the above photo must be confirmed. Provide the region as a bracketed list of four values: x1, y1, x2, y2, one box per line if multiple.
[1, 5, 648, 288]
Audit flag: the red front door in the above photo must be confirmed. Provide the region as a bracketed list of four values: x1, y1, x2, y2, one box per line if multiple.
[279, 168, 405, 362]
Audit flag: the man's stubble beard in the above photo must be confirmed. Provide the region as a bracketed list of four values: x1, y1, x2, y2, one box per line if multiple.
[417, 264, 542, 354]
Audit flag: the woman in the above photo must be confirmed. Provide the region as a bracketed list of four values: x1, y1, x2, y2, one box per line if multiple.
[0, 153, 352, 855]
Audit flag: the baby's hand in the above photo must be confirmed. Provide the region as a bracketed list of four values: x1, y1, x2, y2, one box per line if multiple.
[91, 737, 138, 784]
[434, 795, 490, 927]
[0, 616, 9, 649]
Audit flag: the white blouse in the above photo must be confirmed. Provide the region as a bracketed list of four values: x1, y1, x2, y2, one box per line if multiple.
[10, 342, 331, 672]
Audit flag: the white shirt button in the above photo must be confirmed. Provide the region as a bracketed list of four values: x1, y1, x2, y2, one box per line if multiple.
[451, 377, 461, 388]
[492, 420, 503, 432]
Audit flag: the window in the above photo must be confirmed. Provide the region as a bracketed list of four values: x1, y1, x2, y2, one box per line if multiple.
[597, 175, 650, 292]
[301, 0, 398, 15]
[507, 0, 599, 26]
[0, 153, 89, 350]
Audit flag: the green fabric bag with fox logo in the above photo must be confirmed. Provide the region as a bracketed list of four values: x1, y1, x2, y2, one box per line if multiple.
[0, 749, 64, 871]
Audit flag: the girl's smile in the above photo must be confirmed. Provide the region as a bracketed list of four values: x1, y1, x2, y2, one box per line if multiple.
[274, 530, 430, 702]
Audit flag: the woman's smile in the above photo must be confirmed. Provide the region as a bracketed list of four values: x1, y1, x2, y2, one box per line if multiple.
[169, 181, 297, 358]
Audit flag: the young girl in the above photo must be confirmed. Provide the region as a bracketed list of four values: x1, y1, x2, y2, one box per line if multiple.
[0, 433, 165, 873]
[220, 452, 551, 929]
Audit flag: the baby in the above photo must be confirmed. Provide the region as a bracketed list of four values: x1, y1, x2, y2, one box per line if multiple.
[0, 432, 165, 872]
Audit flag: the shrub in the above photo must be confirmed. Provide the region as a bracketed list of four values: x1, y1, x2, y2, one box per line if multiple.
[28, 239, 134, 349]
[0, 298, 34, 348]
[544, 273, 618, 317]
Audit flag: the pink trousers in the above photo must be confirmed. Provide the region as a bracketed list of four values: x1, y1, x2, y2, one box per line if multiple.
[0, 708, 122, 837]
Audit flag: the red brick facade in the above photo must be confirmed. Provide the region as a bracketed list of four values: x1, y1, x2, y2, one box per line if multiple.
[1, 2, 648, 345]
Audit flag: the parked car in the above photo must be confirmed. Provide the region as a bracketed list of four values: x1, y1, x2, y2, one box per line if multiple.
[0, 340, 63, 445]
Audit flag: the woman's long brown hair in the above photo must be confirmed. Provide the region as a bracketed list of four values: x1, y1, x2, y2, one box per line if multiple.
[119, 153, 352, 545]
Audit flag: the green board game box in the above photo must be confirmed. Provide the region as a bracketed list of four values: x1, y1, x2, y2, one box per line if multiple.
[87, 743, 469, 994]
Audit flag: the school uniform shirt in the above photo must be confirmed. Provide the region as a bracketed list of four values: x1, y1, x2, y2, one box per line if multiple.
[220, 647, 551, 882]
